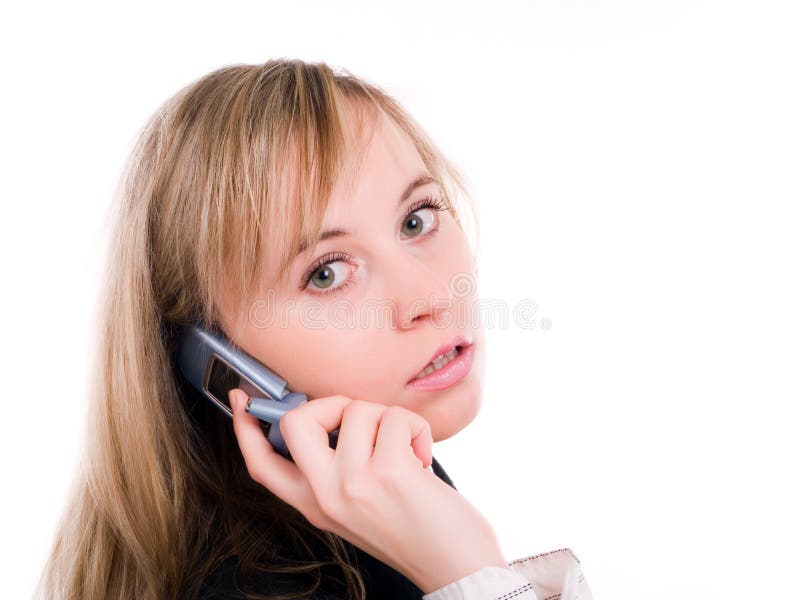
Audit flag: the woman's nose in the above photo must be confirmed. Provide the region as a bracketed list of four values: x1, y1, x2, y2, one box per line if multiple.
[383, 255, 453, 330]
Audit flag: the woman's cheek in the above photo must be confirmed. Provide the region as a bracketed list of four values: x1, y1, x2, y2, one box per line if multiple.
[294, 331, 377, 399]
[437, 222, 475, 285]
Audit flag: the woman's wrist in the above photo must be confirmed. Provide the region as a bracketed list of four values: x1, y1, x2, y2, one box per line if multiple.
[412, 555, 510, 594]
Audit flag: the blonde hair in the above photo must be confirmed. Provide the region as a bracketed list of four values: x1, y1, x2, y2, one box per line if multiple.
[37, 59, 477, 600]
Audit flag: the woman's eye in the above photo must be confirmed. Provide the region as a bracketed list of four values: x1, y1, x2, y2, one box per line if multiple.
[306, 260, 350, 291]
[401, 207, 437, 238]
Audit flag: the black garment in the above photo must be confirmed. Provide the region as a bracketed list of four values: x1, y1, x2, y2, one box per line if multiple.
[196, 457, 457, 600]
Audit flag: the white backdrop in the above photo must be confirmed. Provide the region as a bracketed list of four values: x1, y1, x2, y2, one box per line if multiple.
[2, 1, 798, 598]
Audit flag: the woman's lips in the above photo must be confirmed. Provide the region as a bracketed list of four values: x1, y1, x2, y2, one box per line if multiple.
[406, 342, 475, 392]
[414, 335, 469, 376]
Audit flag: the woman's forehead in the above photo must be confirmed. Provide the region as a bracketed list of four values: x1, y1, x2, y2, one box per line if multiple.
[280, 107, 424, 228]
[328, 113, 428, 211]
[241, 101, 437, 292]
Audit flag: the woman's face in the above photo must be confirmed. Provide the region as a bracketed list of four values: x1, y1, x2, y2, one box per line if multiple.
[219, 110, 485, 442]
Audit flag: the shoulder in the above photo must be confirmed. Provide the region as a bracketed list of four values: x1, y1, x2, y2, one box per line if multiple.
[194, 556, 342, 600]
[193, 556, 249, 600]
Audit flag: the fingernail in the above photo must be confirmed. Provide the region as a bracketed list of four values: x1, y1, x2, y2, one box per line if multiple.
[229, 389, 241, 411]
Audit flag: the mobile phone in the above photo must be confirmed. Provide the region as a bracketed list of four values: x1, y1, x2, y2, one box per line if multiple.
[174, 323, 339, 460]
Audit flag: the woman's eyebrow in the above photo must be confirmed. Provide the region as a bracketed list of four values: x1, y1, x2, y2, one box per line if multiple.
[398, 174, 439, 206]
[291, 173, 441, 259]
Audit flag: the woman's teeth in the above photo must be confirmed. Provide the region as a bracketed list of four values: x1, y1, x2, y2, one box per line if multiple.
[415, 347, 459, 379]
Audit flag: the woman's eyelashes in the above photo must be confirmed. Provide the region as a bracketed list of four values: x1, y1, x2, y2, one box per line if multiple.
[302, 251, 357, 296]
[301, 195, 448, 296]
[400, 195, 447, 239]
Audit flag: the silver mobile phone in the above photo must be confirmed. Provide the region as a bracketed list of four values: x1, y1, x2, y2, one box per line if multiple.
[175, 323, 339, 459]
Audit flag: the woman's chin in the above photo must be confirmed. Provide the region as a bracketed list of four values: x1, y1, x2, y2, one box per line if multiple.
[419, 381, 484, 443]
[413, 346, 486, 442]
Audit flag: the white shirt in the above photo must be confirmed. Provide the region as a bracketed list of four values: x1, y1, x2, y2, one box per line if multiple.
[421, 547, 593, 600]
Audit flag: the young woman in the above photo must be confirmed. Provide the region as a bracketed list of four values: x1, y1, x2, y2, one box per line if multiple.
[37, 59, 593, 600]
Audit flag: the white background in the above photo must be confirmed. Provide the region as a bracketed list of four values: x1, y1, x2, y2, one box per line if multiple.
[2, 1, 798, 598]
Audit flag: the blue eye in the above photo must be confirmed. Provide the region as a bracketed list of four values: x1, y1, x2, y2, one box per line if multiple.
[401, 196, 448, 238]
[307, 261, 348, 291]
[302, 251, 355, 295]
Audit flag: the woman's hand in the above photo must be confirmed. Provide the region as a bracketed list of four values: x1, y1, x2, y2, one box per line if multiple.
[228, 389, 508, 594]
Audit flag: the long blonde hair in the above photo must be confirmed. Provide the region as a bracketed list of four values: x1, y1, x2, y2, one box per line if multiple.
[37, 59, 477, 600]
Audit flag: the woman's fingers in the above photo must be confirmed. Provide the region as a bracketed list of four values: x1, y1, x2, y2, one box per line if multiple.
[373, 406, 433, 470]
[276, 394, 353, 493]
[333, 400, 384, 473]
[230, 389, 433, 533]
[228, 389, 306, 508]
